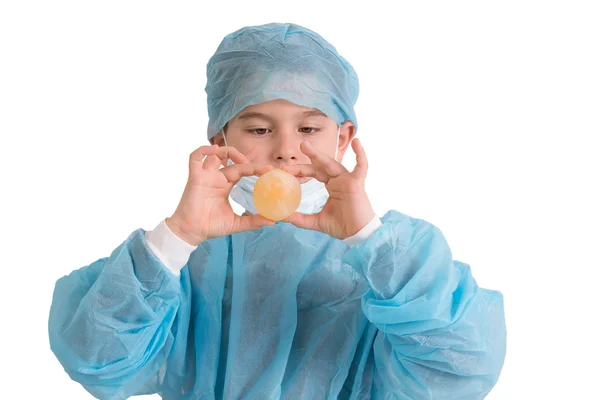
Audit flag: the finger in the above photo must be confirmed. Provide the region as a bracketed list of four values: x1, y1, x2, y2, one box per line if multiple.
[189, 145, 228, 170]
[350, 138, 368, 179]
[221, 163, 274, 183]
[217, 146, 250, 164]
[233, 214, 276, 234]
[282, 212, 319, 231]
[203, 153, 222, 169]
[191, 145, 250, 164]
[300, 141, 348, 177]
[281, 164, 330, 183]
[189, 145, 217, 165]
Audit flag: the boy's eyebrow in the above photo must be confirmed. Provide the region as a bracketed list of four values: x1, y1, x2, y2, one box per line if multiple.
[236, 109, 328, 121]
[301, 110, 328, 118]
[236, 112, 274, 122]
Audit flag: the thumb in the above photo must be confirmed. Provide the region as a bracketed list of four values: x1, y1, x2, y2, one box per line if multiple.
[233, 214, 276, 234]
[282, 212, 318, 231]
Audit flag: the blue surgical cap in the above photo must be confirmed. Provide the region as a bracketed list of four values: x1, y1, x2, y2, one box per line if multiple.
[205, 23, 359, 140]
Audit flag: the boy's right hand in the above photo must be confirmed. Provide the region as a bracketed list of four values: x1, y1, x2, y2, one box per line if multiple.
[165, 145, 275, 246]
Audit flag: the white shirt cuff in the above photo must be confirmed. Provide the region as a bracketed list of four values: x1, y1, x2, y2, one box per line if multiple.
[342, 215, 383, 248]
[144, 219, 197, 275]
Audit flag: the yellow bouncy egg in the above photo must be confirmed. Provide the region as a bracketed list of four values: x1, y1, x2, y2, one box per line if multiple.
[253, 169, 302, 221]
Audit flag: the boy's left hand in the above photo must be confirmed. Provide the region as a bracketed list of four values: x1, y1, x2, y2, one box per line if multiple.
[281, 138, 375, 241]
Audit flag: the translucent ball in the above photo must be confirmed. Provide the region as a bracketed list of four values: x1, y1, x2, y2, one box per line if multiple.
[253, 169, 302, 221]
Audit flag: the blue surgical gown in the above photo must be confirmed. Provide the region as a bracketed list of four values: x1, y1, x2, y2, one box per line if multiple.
[49, 210, 506, 399]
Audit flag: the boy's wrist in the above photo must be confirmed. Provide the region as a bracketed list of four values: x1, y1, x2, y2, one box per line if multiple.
[343, 214, 382, 247]
[165, 216, 206, 246]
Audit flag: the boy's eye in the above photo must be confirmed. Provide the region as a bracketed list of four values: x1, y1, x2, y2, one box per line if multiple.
[300, 127, 319, 134]
[247, 128, 320, 135]
[247, 128, 270, 135]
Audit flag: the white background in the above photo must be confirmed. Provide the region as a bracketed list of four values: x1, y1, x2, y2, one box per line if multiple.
[1, 1, 599, 399]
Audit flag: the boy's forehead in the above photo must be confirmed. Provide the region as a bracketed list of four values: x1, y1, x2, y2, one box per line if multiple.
[233, 100, 329, 121]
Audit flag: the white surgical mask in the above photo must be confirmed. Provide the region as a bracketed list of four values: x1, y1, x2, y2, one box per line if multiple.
[222, 125, 341, 216]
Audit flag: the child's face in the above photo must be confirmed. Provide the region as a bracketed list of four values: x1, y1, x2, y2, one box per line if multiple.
[210, 99, 355, 184]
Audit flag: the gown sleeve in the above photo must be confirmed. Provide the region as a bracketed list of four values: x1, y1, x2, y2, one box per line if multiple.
[342, 210, 506, 399]
[48, 228, 184, 399]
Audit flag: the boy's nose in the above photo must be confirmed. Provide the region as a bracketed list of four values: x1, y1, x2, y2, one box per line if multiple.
[274, 134, 301, 162]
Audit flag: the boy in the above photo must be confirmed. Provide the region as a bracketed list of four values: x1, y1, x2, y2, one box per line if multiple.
[49, 22, 506, 399]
